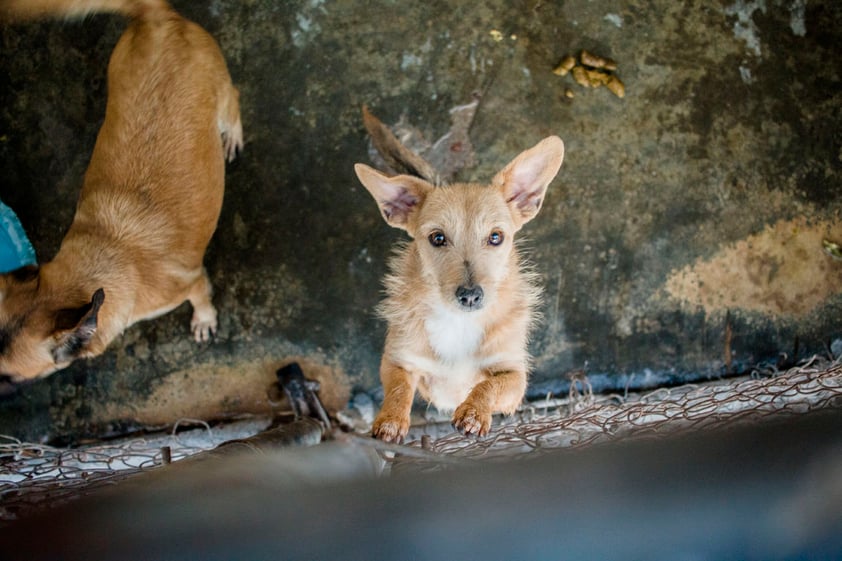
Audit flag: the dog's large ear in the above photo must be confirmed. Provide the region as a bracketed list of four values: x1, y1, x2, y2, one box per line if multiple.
[362, 106, 439, 185]
[492, 136, 565, 229]
[51, 288, 105, 364]
[354, 164, 432, 232]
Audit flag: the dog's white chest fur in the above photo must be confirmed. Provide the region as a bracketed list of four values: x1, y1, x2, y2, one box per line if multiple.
[425, 304, 484, 362]
[402, 305, 486, 411]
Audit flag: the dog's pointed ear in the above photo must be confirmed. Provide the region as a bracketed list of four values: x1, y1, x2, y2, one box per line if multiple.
[492, 136, 565, 229]
[354, 163, 432, 231]
[51, 288, 105, 364]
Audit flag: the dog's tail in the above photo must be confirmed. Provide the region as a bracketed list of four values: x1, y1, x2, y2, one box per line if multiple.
[362, 105, 440, 185]
[0, 0, 171, 22]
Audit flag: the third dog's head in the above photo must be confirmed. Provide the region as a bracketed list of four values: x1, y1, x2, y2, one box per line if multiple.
[355, 136, 564, 313]
[0, 265, 104, 385]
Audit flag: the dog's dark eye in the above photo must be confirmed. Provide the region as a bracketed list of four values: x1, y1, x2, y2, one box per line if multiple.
[428, 231, 447, 247]
[488, 230, 504, 246]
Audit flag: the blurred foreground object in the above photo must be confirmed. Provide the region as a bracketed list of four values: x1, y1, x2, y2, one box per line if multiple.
[1, 407, 839, 560]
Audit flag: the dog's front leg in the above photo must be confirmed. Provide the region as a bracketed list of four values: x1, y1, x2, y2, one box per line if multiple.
[186, 268, 218, 342]
[452, 369, 527, 436]
[372, 360, 418, 443]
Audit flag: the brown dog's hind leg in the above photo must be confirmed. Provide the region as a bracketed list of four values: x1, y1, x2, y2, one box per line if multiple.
[187, 268, 218, 343]
[372, 361, 418, 443]
[219, 83, 243, 162]
[452, 369, 527, 436]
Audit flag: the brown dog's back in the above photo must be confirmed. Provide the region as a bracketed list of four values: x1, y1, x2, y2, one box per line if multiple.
[79, 6, 234, 264]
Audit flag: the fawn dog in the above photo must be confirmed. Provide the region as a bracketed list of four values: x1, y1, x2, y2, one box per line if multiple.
[0, 0, 242, 385]
[355, 108, 564, 441]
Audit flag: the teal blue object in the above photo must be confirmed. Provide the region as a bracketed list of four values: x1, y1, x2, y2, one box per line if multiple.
[0, 200, 36, 273]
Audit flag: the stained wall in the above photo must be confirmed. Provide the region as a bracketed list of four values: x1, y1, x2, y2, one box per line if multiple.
[0, 0, 839, 440]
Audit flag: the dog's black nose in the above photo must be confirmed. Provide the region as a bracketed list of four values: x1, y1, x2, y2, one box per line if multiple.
[455, 285, 484, 309]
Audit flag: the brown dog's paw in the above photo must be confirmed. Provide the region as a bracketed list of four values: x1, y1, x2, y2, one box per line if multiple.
[372, 414, 410, 443]
[191, 307, 218, 343]
[452, 403, 492, 437]
[222, 120, 243, 162]
[191, 320, 216, 343]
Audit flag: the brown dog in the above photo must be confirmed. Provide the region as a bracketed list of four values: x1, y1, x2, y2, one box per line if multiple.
[355, 109, 564, 442]
[0, 0, 242, 384]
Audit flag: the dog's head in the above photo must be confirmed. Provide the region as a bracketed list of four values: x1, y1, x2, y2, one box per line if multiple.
[0, 265, 104, 386]
[355, 136, 564, 312]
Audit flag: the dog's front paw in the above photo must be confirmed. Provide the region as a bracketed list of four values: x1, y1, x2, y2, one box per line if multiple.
[191, 307, 218, 343]
[452, 402, 492, 437]
[372, 413, 410, 444]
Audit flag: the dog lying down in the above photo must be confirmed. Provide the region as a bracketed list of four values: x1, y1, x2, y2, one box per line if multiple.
[0, 0, 242, 386]
[355, 107, 565, 441]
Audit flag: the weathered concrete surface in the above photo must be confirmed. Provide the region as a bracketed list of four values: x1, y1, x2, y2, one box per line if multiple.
[0, 0, 839, 441]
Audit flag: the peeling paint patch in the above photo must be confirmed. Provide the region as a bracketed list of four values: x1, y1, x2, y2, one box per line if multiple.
[665, 218, 842, 318]
[604, 13, 623, 28]
[291, 0, 328, 48]
[724, 0, 767, 56]
[788, 0, 807, 36]
[208, 0, 223, 18]
[292, 14, 320, 48]
[401, 52, 423, 70]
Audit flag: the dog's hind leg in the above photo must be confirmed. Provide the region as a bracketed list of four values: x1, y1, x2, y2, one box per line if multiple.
[218, 83, 243, 162]
[186, 268, 218, 342]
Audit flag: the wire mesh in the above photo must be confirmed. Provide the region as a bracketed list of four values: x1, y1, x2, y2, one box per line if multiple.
[1, 356, 840, 520]
[388, 355, 842, 469]
[0, 417, 271, 522]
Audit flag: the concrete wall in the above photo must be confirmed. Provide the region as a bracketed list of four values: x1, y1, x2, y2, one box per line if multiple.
[0, 0, 839, 441]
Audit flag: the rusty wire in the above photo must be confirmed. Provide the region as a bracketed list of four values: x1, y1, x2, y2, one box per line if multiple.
[1, 357, 840, 520]
[398, 356, 842, 465]
[0, 418, 270, 522]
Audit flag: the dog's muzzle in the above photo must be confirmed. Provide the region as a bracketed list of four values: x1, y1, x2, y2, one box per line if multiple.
[455, 285, 484, 310]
